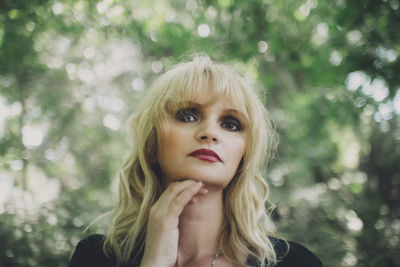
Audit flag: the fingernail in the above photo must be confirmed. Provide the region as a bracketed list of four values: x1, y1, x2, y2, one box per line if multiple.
[200, 188, 208, 194]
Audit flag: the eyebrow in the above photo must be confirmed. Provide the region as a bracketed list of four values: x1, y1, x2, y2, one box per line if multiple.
[177, 101, 202, 108]
[226, 108, 242, 114]
[225, 109, 249, 124]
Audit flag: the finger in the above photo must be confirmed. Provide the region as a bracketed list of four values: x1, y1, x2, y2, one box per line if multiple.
[189, 186, 208, 204]
[157, 179, 199, 206]
[199, 187, 208, 195]
[168, 182, 203, 216]
[188, 185, 208, 204]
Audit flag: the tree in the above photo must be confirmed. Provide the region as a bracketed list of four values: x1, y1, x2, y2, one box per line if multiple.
[0, 0, 399, 266]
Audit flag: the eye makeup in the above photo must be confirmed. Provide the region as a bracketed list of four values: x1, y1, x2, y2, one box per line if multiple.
[174, 104, 246, 132]
[176, 107, 199, 123]
[221, 115, 242, 132]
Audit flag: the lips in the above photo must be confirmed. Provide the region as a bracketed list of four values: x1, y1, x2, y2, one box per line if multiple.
[188, 148, 222, 163]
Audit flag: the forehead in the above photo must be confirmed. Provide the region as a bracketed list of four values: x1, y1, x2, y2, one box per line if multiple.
[168, 79, 248, 115]
[184, 86, 237, 106]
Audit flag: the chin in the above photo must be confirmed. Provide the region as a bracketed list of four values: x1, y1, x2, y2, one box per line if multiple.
[174, 173, 233, 189]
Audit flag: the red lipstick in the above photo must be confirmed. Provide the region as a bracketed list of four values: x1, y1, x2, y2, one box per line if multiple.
[188, 148, 222, 163]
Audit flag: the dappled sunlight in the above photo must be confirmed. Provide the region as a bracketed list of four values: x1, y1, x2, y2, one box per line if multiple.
[330, 127, 361, 170]
[346, 71, 370, 91]
[294, 0, 318, 21]
[342, 252, 358, 266]
[52, 2, 64, 15]
[393, 89, 400, 115]
[346, 71, 396, 132]
[335, 208, 363, 233]
[345, 210, 363, 232]
[151, 61, 163, 73]
[268, 164, 290, 187]
[26, 166, 61, 205]
[22, 125, 45, 148]
[312, 22, 329, 46]
[197, 23, 211, 37]
[376, 46, 398, 63]
[327, 178, 342, 190]
[257, 41, 269, 53]
[346, 30, 363, 46]
[1, 0, 399, 266]
[0, 174, 13, 214]
[329, 50, 343, 66]
[131, 77, 144, 91]
[103, 114, 121, 131]
[0, 166, 60, 216]
[0, 97, 22, 138]
[292, 183, 327, 207]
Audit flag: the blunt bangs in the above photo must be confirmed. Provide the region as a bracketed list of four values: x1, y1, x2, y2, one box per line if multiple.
[158, 58, 250, 125]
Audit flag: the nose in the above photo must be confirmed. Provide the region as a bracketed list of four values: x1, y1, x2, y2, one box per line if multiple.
[195, 120, 219, 144]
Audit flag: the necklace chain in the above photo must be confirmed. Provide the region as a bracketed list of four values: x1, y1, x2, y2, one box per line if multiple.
[211, 249, 220, 267]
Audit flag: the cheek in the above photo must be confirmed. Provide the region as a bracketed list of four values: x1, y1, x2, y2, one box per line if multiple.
[237, 142, 246, 163]
[157, 127, 170, 160]
[230, 137, 246, 166]
[158, 126, 184, 159]
[161, 129, 179, 150]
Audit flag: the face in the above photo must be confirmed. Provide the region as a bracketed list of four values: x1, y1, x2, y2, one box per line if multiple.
[157, 91, 247, 189]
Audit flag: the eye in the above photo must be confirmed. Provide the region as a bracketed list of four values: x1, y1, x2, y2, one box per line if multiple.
[176, 108, 198, 123]
[221, 116, 241, 132]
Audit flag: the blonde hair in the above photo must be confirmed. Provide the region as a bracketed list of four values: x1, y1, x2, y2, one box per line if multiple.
[104, 56, 279, 266]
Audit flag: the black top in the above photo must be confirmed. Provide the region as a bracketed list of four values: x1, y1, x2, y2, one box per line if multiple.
[70, 234, 322, 267]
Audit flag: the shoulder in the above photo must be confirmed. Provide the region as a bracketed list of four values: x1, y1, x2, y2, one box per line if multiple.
[76, 234, 106, 247]
[270, 237, 323, 267]
[69, 234, 114, 267]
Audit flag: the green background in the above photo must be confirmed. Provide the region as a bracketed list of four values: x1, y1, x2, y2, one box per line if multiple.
[1, 0, 399, 266]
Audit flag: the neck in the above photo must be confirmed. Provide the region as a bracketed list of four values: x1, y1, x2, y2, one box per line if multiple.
[176, 190, 224, 266]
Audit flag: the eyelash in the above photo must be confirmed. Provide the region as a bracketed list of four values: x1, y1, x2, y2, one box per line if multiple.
[176, 108, 198, 123]
[221, 117, 241, 131]
[176, 108, 242, 132]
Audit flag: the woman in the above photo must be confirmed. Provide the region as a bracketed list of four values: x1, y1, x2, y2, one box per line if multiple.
[70, 56, 322, 267]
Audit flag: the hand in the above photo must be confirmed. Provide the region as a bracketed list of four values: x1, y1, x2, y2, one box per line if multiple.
[140, 180, 208, 267]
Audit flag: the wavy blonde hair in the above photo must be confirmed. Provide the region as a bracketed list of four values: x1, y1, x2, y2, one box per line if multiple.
[104, 56, 279, 266]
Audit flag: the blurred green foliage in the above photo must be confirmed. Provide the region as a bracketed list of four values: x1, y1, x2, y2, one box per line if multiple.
[1, 0, 399, 266]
